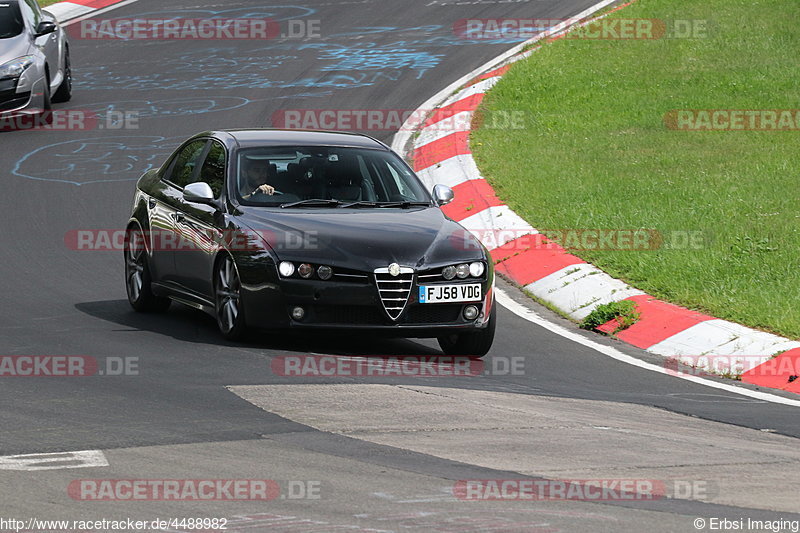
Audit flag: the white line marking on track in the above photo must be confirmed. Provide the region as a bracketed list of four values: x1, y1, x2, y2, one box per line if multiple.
[0, 450, 108, 471]
[495, 288, 800, 408]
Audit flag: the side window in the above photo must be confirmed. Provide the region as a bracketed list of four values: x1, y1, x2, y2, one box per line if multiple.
[24, 0, 41, 15]
[0, 3, 25, 39]
[18, 0, 39, 29]
[197, 141, 226, 198]
[384, 162, 412, 197]
[164, 140, 207, 189]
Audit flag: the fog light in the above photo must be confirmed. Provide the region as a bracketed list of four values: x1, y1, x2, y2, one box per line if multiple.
[463, 305, 479, 320]
[292, 306, 305, 320]
[442, 265, 457, 280]
[317, 265, 333, 280]
[279, 261, 295, 277]
[456, 263, 470, 279]
[469, 262, 485, 278]
[298, 263, 314, 278]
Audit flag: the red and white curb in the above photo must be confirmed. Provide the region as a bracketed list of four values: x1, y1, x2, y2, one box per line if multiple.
[393, 0, 800, 394]
[45, 0, 130, 23]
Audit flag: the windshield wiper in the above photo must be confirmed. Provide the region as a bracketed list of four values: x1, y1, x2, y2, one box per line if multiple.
[337, 201, 432, 209]
[339, 201, 380, 208]
[375, 201, 432, 208]
[280, 199, 342, 208]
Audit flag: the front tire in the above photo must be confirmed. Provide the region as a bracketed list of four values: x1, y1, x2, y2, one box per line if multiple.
[40, 72, 53, 125]
[124, 226, 171, 312]
[215, 255, 248, 341]
[52, 50, 72, 103]
[437, 305, 496, 357]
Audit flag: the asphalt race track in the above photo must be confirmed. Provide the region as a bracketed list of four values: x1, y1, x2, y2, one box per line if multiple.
[1, 0, 798, 531]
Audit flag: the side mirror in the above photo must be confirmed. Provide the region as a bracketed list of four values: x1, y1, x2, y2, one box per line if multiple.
[432, 184, 454, 206]
[35, 21, 58, 37]
[183, 182, 216, 206]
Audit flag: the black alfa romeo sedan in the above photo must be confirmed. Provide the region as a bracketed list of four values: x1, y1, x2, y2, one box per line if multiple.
[124, 130, 495, 356]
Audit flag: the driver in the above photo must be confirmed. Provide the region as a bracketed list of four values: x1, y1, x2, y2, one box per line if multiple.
[241, 159, 275, 199]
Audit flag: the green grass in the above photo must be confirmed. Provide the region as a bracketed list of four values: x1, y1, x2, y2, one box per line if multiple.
[472, 0, 800, 340]
[39, 0, 62, 8]
[580, 300, 641, 333]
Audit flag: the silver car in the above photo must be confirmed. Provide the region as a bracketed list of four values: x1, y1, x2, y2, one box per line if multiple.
[0, 0, 71, 118]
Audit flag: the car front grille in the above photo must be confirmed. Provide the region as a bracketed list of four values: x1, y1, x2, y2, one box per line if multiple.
[405, 304, 466, 324]
[312, 305, 384, 325]
[416, 269, 445, 283]
[310, 303, 468, 326]
[374, 267, 414, 320]
[331, 270, 370, 283]
[302, 266, 480, 326]
[0, 89, 30, 112]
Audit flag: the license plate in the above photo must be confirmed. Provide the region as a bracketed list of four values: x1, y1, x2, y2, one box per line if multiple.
[419, 284, 482, 304]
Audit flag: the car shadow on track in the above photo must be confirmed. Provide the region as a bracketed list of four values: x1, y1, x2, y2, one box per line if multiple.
[75, 299, 442, 356]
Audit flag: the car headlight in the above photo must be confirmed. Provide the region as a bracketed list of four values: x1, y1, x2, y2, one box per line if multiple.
[442, 262, 485, 280]
[469, 262, 485, 278]
[317, 265, 333, 280]
[0, 56, 34, 80]
[297, 263, 314, 279]
[278, 261, 295, 277]
[279, 261, 335, 280]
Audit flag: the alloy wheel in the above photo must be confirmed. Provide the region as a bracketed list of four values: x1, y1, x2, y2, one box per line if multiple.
[216, 256, 241, 333]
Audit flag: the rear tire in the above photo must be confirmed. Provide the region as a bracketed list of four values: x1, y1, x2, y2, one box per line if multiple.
[437, 305, 496, 357]
[52, 50, 72, 103]
[124, 226, 171, 312]
[214, 255, 248, 341]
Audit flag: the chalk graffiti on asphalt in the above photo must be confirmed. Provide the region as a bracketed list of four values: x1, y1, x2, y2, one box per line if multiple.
[86, 97, 252, 120]
[15, 10, 525, 184]
[12, 136, 184, 186]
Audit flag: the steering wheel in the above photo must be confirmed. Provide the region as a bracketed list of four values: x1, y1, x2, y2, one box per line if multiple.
[251, 189, 284, 197]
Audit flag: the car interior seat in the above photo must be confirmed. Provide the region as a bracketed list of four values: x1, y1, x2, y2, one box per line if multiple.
[326, 155, 377, 202]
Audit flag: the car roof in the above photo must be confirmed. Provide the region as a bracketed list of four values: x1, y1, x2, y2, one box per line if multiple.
[215, 129, 389, 150]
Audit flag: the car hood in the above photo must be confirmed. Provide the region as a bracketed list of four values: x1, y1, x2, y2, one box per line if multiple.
[237, 207, 486, 271]
[0, 35, 32, 62]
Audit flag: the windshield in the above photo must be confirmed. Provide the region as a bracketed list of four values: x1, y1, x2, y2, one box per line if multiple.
[0, 2, 23, 39]
[235, 146, 431, 207]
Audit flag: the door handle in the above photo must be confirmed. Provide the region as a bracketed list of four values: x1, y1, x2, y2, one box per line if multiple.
[171, 213, 186, 224]
[148, 198, 156, 209]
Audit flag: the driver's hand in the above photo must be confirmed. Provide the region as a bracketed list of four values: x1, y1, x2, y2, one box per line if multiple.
[254, 184, 275, 196]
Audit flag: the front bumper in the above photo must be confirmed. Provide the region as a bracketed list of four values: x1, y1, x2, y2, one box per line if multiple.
[0, 75, 47, 117]
[242, 273, 494, 337]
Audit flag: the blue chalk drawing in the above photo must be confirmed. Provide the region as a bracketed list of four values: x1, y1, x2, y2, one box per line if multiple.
[12, 136, 185, 186]
[13, 11, 525, 185]
[86, 96, 252, 120]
